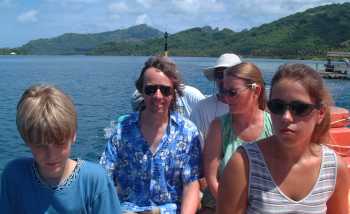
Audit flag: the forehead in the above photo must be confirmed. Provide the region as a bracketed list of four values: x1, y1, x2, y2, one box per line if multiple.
[270, 79, 312, 103]
[223, 75, 247, 88]
[143, 67, 173, 87]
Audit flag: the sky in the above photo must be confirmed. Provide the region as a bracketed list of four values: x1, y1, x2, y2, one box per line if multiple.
[1, 0, 350, 48]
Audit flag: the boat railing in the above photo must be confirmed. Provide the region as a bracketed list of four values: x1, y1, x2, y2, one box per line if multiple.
[326, 107, 350, 168]
[330, 116, 350, 127]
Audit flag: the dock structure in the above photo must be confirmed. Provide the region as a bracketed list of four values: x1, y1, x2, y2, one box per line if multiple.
[317, 51, 350, 80]
[327, 51, 350, 57]
[319, 71, 349, 79]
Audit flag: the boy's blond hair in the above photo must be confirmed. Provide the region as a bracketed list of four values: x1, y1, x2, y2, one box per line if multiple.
[16, 84, 77, 145]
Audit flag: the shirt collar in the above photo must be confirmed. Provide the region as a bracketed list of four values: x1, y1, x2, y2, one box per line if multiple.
[130, 111, 181, 129]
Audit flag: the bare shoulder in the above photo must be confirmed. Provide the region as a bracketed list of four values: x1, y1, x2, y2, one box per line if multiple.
[223, 147, 249, 183]
[334, 154, 350, 190]
[217, 148, 249, 214]
[204, 118, 222, 150]
[326, 153, 350, 214]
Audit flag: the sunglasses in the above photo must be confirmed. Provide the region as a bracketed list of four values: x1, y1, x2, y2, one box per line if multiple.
[267, 99, 320, 117]
[144, 84, 173, 97]
[214, 67, 226, 80]
[221, 85, 252, 97]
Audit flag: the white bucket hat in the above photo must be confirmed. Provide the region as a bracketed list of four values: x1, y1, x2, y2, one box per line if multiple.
[203, 53, 242, 81]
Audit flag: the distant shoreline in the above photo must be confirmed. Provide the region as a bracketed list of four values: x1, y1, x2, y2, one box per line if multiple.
[0, 53, 330, 61]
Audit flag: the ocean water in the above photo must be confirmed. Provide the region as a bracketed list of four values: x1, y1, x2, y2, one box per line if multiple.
[1, 55, 350, 174]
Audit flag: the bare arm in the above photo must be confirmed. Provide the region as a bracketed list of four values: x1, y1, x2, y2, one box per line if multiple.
[217, 149, 248, 214]
[181, 180, 200, 214]
[203, 118, 222, 199]
[327, 155, 350, 214]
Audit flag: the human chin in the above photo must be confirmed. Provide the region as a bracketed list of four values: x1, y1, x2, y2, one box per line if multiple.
[38, 160, 65, 179]
[150, 103, 168, 113]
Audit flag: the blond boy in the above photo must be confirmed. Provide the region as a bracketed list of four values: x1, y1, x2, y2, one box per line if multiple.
[0, 84, 121, 213]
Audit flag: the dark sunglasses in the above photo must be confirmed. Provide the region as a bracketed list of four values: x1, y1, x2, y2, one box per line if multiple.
[267, 99, 320, 117]
[144, 85, 173, 97]
[214, 72, 224, 80]
[221, 85, 252, 97]
[214, 67, 226, 80]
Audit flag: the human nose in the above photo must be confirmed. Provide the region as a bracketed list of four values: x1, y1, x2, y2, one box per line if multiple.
[281, 108, 294, 122]
[153, 88, 163, 98]
[46, 144, 57, 159]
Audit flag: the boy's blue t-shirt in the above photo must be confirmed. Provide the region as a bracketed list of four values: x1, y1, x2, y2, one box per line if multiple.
[0, 157, 121, 214]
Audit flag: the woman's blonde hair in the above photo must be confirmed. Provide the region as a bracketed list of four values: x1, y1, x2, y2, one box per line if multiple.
[16, 84, 77, 145]
[225, 62, 267, 110]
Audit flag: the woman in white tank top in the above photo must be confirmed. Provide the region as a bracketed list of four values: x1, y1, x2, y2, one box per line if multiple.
[217, 63, 349, 214]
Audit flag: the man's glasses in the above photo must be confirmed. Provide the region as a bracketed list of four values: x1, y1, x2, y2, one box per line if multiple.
[267, 99, 320, 117]
[214, 67, 226, 80]
[214, 71, 224, 80]
[144, 85, 173, 97]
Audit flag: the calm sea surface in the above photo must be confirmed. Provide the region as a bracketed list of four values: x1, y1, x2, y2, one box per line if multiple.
[1, 56, 350, 174]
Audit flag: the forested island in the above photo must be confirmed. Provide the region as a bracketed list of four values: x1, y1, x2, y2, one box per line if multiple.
[1, 3, 350, 59]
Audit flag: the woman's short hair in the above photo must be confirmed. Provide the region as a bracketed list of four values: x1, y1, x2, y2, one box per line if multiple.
[16, 84, 77, 145]
[135, 56, 184, 112]
[224, 62, 267, 110]
[270, 63, 333, 144]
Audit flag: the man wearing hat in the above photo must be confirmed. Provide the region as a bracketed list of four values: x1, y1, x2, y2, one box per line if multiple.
[190, 53, 241, 148]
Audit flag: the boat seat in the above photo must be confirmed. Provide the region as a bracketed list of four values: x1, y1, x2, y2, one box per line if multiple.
[330, 106, 350, 128]
[327, 107, 350, 170]
[328, 127, 350, 157]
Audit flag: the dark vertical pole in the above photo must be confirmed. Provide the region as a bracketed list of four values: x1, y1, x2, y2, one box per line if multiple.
[164, 32, 168, 56]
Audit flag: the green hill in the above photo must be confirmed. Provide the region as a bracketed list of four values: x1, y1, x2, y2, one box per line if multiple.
[10, 2, 350, 58]
[19, 24, 163, 55]
[226, 2, 350, 58]
[0, 48, 26, 55]
[91, 2, 350, 59]
[90, 26, 237, 56]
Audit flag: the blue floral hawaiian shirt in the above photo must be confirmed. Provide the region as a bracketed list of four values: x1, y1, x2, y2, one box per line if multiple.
[99, 111, 202, 213]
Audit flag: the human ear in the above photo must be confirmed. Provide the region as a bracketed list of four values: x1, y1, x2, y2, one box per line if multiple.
[251, 83, 257, 90]
[317, 105, 326, 125]
[252, 83, 261, 97]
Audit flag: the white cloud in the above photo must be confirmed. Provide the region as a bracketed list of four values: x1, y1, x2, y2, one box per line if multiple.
[46, 0, 98, 3]
[170, 0, 225, 14]
[201, 0, 225, 12]
[232, 0, 349, 17]
[136, 0, 155, 8]
[17, 10, 38, 23]
[172, 0, 200, 13]
[3, 0, 350, 47]
[108, 2, 129, 13]
[0, 0, 14, 7]
[136, 14, 152, 25]
[109, 14, 120, 21]
[68, 0, 98, 2]
[1, 0, 12, 3]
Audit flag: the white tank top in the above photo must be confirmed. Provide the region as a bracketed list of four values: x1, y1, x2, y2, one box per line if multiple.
[241, 143, 337, 214]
